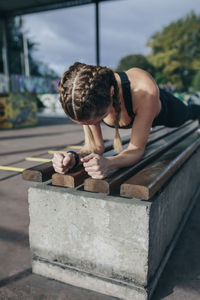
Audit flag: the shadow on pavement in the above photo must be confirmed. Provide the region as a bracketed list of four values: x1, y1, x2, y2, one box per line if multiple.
[0, 173, 21, 182]
[0, 226, 29, 248]
[0, 144, 74, 156]
[37, 116, 73, 127]
[0, 131, 75, 141]
[0, 269, 32, 288]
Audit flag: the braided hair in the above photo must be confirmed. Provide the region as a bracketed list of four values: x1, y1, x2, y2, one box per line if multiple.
[59, 62, 122, 152]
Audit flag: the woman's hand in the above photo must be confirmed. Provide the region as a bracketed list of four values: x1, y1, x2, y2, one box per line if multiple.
[52, 152, 75, 174]
[81, 153, 111, 179]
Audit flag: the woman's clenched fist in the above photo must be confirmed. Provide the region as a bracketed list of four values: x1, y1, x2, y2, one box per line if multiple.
[52, 152, 76, 174]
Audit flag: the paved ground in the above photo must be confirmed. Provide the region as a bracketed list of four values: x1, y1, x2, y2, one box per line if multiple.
[0, 116, 200, 300]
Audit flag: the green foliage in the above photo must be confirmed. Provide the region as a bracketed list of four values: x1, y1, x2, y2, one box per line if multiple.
[0, 17, 58, 77]
[147, 11, 200, 91]
[192, 70, 200, 91]
[115, 54, 155, 76]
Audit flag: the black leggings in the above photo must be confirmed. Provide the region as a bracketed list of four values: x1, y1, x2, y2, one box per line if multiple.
[152, 89, 200, 127]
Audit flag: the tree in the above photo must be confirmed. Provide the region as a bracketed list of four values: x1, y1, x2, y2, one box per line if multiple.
[115, 54, 155, 76]
[0, 17, 58, 77]
[147, 11, 200, 91]
[192, 70, 200, 91]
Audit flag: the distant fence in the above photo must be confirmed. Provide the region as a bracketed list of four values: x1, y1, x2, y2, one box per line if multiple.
[0, 73, 59, 94]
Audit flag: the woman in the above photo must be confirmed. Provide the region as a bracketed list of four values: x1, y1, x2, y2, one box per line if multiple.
[52, 62, 200, 179]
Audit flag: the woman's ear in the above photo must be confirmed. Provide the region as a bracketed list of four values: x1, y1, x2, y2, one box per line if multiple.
[110, 85, 114, 97]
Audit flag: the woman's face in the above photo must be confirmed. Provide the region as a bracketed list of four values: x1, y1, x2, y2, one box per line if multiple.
[72, 101, 112, 125]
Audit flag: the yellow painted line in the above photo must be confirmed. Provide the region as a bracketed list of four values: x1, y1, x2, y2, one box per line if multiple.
[25, 157, 51, 162]
[68, 145, 82, 149]
[0, 166, 24, 172]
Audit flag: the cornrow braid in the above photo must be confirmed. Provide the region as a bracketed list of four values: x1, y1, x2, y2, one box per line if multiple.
[71, 75, 78, 119]
[59, 62, 122, 152]
[110, 73, 122, 153]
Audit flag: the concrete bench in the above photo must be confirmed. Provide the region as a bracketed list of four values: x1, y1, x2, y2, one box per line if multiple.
[28, 121, 200, 300]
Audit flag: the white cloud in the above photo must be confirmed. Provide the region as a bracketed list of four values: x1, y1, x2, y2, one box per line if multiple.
[24, 0, 200, 75]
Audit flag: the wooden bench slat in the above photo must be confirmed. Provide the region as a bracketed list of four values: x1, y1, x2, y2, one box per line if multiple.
[22, 126, 165, 183]
[120, 132, 200, 200]
[147, 120, 192, 145]
[51, 144, 129, 187]
[51, 165, 89, 188]
[52, 124, 185, 188]
[22, 121, 192, 184]
[84, 120, 199, 194]
[22, 162, 54, 182]
[22, 136, 130, 182]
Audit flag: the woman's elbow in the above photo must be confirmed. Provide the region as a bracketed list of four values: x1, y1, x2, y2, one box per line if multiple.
[136, 148, 145, 160]
[127, 144, 145, 156]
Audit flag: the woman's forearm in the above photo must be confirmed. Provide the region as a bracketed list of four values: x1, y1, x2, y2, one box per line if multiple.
[77, 145, 104, 160]
[80, 147, 145, 179]
[107, 148, 144, 170]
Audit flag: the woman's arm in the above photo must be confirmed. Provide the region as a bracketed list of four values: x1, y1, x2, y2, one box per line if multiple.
[107, 96, 158, 169]
[106, 67, 161, 169]
[82, 74, 160, 178]
[82, 97, 159, 178]
[79, 123, 105, 157]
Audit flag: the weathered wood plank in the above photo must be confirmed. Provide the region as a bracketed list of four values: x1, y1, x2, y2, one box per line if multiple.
[22, 162, 54, 182]
[22, 126, 165, 183]
[52, 125, 183, 188]
[52, 145, 126, 187]
[147, 120, 192, 145]
[120, 131, 200, 200]
[22, 136, 129, 182]
[22, 121, 192, 184]
[84, 120, 199, 194]
[51, 165, 89, 188]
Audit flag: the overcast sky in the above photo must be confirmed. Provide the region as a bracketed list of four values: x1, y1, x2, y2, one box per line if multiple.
[24, 0, 200, 76]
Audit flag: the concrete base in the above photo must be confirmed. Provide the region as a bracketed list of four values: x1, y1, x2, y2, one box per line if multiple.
[28, 148, 200, 300]
[32, 256, 147, 300]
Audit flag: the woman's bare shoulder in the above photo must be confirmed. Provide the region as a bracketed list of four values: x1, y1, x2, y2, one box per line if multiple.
[126, 68, 161, 114]
[126, 68, 158, 93]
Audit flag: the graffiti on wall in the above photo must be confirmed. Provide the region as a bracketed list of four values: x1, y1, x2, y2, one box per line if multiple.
[0, 73, 59, 94]
[37, 94, 65, 116]
[0, 93, 38, 129]
[0, 74, 9, 93]
[10, 75, 59, 94]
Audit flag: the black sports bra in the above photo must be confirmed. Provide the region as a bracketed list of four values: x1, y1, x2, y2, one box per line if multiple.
[102, 71, 135, 129]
